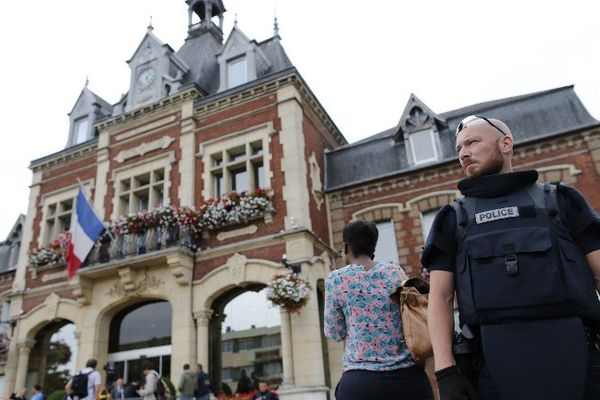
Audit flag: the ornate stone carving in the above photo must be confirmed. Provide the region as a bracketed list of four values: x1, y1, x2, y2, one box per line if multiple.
[216, 225, 258, 241]
[406, 106, 430, 129]
[118, 267, 137, 291]
[71, 276, 93, 306]
[167, 253, 193, 286]
[226, 253, 248, 285]
[308, 153, 324, 210]
[107, 271, 164, 298]
[114, 135, 175, 163]
[194, 309, 213, 326]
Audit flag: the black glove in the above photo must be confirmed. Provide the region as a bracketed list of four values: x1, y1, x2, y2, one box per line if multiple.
[435, 365, 480, 400]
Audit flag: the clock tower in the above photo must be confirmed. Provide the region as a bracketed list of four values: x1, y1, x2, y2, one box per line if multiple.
[125, 24, 190, 111]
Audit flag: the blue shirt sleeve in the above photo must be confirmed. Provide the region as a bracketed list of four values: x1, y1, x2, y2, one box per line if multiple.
[323, 272, 347, 342]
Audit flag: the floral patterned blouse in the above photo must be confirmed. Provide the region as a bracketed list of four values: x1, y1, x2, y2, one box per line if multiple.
[324, 261, 415, 371]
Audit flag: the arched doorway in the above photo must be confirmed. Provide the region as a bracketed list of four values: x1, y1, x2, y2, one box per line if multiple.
[107, 300, 172, 385]
[27, 320, 77, 395]
[209, 285, 282, 396]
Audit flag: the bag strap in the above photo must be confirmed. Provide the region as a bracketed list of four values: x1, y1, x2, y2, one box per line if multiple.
[450, 197, 476, 247]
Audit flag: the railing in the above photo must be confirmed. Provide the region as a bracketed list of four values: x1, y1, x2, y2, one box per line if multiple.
[85, 226, 198, 267]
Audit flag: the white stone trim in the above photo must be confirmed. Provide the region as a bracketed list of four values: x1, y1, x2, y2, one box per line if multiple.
[110, 151, 175, 220]
[351, 203, 407, 220]
[197, 122, 274, 199]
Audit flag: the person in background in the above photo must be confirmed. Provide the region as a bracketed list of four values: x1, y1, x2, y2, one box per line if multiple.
[30, 385, 44, 400]
[177, 364, 196, 400]
[109, 379, 126, 400]
[125, 379, 141, 399]
[235, 369, 252, 394]
[250, 380, 278, 400]
[137, 361, 158, 400]
[11, 388, 28, 400]
[65, 359, 102, 400]
[324, 220, 434, 400]
[193, 364, 211, 400]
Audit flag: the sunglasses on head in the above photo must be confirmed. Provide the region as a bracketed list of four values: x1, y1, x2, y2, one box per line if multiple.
[455, 115, 507, 137]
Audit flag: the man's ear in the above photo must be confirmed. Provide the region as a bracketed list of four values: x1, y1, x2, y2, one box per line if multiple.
[498, 135, 513, 155]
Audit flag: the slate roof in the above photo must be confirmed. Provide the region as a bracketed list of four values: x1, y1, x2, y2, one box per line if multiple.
[0, 215, 24, 274]
[325, 86, 600, 191]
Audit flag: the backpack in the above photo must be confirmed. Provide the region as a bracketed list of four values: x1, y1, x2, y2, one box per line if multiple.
[152, 371, 168, 400]
[71, 370, 92, 398]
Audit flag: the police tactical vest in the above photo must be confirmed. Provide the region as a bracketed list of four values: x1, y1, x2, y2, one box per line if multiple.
[451, 182, 600, 326]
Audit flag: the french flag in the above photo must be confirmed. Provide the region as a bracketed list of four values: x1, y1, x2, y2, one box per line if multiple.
[66, 185, 105, 279]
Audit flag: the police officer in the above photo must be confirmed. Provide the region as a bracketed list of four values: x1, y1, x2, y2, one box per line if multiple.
[423, 115, 600, 400]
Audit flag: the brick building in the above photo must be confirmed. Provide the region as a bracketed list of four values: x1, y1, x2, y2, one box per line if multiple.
[0, 1, 599, 399]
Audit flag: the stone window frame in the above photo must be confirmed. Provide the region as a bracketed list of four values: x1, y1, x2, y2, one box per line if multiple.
[405, 190, 461, 250]
[198, 122, 274, 200]
[536, 164, 581, 185]
[38, 181, 93, 246]
[110, 152, 175, 220]
[351, 203, 408, 267]
[409, 128, 440, 165]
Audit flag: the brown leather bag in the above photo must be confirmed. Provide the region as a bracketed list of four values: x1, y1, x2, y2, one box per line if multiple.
[396, 277, 433, 363]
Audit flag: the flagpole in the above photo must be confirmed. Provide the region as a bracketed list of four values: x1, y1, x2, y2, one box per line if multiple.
[76, 178, 115, 241]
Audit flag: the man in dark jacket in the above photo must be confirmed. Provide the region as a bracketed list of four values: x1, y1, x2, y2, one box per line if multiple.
[193, 364, 211, 400]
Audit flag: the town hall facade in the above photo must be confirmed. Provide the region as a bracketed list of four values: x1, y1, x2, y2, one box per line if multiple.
[0, 1, 599, 399]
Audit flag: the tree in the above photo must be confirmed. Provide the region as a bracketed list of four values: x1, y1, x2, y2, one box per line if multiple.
[45, 340, 72, 394]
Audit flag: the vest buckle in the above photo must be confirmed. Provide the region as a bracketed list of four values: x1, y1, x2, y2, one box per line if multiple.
[505, 254, 519, 275]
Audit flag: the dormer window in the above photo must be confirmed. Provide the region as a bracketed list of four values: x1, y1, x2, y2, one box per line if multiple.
[74, 117, 90, 144]
[227, 56, 247, 88]
[410, 129, 439, 165]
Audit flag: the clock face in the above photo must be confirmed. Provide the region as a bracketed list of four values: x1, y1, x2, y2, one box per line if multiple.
[137, 68, 157, 90]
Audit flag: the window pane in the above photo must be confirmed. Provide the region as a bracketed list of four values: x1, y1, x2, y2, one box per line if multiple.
[75, 118, 89, 144]
[254, 162, 265, 189]
[231, 168, 248, 193]
[227, 57, 247, 88]
[59, 215, 71, 232]
[109, 301, 172, 352]
[214, 173, 223, 198]
[137, 194, 149, 211]
[411, 129, 437, 163]
[374, 221, 399, 264]
[46, 220, 56, 243]
[251, 142, 263, 155]
[228, 147, 246, 162]
[421, 209, 440, 242]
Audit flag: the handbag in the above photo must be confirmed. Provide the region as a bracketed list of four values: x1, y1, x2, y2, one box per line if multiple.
[396, 276, 433, 363]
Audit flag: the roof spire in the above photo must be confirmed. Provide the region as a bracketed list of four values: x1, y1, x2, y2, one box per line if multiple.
[273, 16, 280, 37]
[85, 76, 89, 87]
[234, 13, 238, 26]
[147, 16, 153, 31]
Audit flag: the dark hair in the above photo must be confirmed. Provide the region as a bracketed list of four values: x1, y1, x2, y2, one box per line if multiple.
[33, 385, 42, 391]
[342, 220, 378, 259]
[143, 361, 154, 370]
[86, 359, 98, 369]
[183, 364, 190, 370]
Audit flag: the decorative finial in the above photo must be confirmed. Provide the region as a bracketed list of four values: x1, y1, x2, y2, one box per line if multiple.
[234, 13, 238, 26]
[273, 17, 280, 37]
[85, 76, 89, 87]
[147, 16, 153, 31]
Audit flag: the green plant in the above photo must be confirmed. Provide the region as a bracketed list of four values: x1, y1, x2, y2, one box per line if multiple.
[47, 389, 66, 400]
[162, 377, 176, 397]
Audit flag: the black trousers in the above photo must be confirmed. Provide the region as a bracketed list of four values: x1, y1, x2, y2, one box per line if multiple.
[335, 366, 434, 400]
[478, 345, 600, 400]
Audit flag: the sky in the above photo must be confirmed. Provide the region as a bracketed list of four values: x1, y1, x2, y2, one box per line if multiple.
[1, 0, 599, 236]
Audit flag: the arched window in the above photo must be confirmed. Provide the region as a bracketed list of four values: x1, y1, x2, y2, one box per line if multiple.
[109, 301, 171, 352]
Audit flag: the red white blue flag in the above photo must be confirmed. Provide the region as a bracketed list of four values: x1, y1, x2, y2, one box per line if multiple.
[66, 185, 105, 278]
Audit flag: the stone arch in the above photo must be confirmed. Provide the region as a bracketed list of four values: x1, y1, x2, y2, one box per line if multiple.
[19, 295, 81, 343]
[193, 254, 283, 395]
[194, 254, 282, 311]
[92, 294, 171, 380]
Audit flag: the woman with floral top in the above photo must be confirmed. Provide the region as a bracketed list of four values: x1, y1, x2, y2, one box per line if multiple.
[324, 220, 433, 400]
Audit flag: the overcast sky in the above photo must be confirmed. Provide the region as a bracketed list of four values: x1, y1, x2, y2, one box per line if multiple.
[1, 0, 599, 236]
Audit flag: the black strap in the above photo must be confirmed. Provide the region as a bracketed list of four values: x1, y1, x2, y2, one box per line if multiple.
[451, 197, 476, 247]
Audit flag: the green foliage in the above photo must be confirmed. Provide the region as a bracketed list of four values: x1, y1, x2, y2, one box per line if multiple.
[47, 390, 66, 400]
[45, 341, 72, 394]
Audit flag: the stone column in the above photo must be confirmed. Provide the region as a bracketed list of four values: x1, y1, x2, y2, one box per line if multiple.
[194, 309, 212, 369]
[279, 309, 295, 387]
[15, 340, 35, 391]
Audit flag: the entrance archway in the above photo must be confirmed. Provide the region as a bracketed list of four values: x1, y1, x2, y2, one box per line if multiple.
[209, 285, 282, 396]
[107, 300, 172, 385]
[27, 319, 77, 394]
